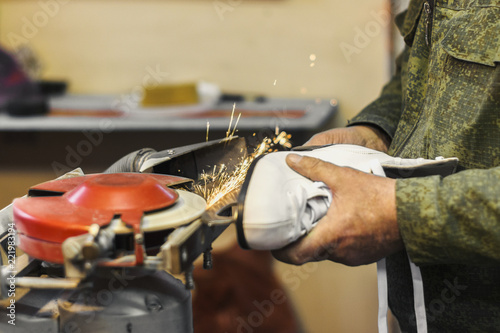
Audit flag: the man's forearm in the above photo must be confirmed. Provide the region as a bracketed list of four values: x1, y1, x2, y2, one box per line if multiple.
[397, 166, 500, 266]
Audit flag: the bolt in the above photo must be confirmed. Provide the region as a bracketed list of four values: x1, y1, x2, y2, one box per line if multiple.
[203, 249, 213, 270]
[145, 294, 163, 312]
[134, 233, 144, 245]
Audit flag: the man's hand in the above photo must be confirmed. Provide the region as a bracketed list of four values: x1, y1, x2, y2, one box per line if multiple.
[272, 154, 403, 266]
[305, 125, 391, 153]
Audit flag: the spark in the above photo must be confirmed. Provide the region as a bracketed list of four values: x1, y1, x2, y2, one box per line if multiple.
[224, 103, 242, 143]
[231, 113, 241, 138]
[309, 54, 316, 67]
[206, 121, 210, 142]
[226, 103, 236, 139]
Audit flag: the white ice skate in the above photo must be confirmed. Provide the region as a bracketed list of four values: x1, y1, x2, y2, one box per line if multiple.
[236, 144, 458, 250]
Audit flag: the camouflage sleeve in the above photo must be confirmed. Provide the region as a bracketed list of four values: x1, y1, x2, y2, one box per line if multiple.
[347, 48, 407, 139]
[396, 166, 500, 265]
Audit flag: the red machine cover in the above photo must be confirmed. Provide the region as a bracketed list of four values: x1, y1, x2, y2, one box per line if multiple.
[13, 173, 190, 263]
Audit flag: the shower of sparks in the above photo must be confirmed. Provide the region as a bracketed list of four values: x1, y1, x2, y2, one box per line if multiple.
[193, 140, 266, 208]
[194, 128, 292, 208]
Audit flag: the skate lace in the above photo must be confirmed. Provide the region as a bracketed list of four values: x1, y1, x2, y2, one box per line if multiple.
[300, 181, 332, 232]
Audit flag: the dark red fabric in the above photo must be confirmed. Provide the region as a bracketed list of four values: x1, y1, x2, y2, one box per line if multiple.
[192, 245, 301, 333]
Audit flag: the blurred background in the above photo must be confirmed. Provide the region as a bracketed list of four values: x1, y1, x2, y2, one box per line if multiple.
[0, 0, 408, 331]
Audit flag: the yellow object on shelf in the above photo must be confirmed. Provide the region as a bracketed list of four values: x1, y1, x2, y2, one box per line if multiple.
[142, 83, 199, 106]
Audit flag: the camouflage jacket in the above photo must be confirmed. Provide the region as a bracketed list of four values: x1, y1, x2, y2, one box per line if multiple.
[349, 0, 500, 331]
